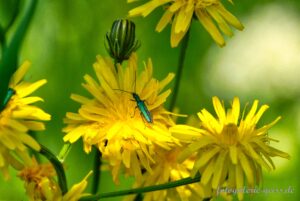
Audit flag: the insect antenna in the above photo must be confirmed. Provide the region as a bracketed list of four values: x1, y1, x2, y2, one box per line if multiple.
[134, 70, 137, 93]
[113, 89, 132, 94]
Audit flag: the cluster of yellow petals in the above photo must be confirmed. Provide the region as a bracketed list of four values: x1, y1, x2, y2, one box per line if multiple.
[18, 157, 92, 201]
[126, 148, 210, 201]
[0, 61, 51, 179]
[63, 54, 179, 183]
[172, 97, 290, 200]
[18, 157, 60, 201]
[128, 0, 244, 47]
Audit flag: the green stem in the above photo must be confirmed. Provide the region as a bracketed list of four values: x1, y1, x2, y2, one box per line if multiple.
[91, 148, 102, 194]
[0, 0, 37, 111]
[168, 30, 191, 111]
[133, 193, 144, 201]
[2, 0, 21, 34]
[0, 25, 6, 48]
[79, 174, 201, 201]
[38, 144, 68, 195]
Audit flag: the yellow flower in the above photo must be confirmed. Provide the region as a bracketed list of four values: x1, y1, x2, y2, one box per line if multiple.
[18, 157, 60, 201]
[63, 54, 178, 183]
[175, 97, 290, 200]
[128, 0, 244, 47]
[0, 61, 51, 179]
[19, 157, 92, 201]
[126, 148, 210, 201]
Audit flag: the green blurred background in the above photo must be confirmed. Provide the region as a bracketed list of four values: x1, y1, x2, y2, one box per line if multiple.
[0, 0, 299, 200]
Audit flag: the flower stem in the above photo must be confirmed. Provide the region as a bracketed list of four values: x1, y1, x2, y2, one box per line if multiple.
[0, 26, 6, 48]
[169, 30, 191, 111]
[38, 144, 68, 195]
[2, 1, 21, 35]
[91, 148, 102, 194]
[79, 174, 201, 201]
[0, 0, 37, 111]
[0, 1, 20, 49]
[134, 193, 144, 201]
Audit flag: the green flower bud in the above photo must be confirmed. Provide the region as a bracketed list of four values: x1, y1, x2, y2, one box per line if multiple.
[105, 19, 140, 63]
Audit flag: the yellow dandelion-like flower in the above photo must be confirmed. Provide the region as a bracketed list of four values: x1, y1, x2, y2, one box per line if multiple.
[0, 61, 51, 179]
[18, 157, 61, 201]
[19, 157, 91, 201]
[128, 0, 244, 47]
[126, 147, 211, 201]
[175, 97, 290, 200]
[63, 54, 178, 183]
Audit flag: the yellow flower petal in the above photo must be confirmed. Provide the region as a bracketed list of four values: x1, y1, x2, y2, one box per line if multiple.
[196, 9, 225, 47]
[201, 157, 216, 185]
[216, 3, 244, 30]
[171, 14, 189, 47]
[229, 145, 237, 164]
[156, 10, 174, 32]
[207, 6, 233, 37]
[16, 79, 47, 98]
[212, 151, 227, 189]
[236, 164, 244, 200]
[238, 151, 254, 187]
[9, 61, 30, 87]
[191, 146, 220, 177]
[128, 0, 243, 47]
[178, 137, 214, 163]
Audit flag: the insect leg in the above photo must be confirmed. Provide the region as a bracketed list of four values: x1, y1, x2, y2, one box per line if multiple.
[131, 105, 138, 118]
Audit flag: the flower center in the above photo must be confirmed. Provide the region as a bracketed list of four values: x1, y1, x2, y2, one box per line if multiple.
[220, 123, 239, 146]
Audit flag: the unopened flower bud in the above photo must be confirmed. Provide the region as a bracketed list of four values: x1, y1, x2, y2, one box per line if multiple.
[105, 19, 140, 63]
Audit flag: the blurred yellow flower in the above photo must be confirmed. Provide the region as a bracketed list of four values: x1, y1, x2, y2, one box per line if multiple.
[63, 54, 179, 183]
[126, 148, 210, 201]
[128, 0, 244, 47]
[175, 97, 290, 200]
[18, 157, 60, 201]
[19, 157, 91, 201]
[0, 61, 51, 179]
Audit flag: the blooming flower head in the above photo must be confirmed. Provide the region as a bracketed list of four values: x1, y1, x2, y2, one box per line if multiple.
[18, 157, 60, 201]
[128, 0, 244, 47]
[126, 147, 211, 201]
[63, 53, 179, 183]
[175, 97, 290, 200]
[19, 157, 92, 201]
[0, 61, 51, 179]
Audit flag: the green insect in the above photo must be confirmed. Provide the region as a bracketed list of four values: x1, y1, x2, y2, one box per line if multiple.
[1, 88, 15, 110]
[114, 89, 153, 124]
